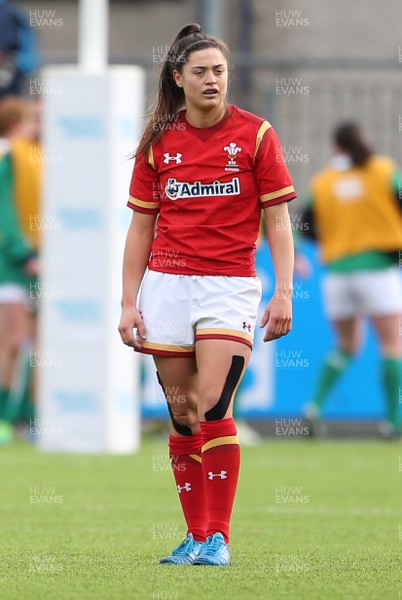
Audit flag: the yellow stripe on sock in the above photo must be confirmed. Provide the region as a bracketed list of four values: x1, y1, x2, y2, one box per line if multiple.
[202, 435, 239, 453]
[189, 454, 202, 464]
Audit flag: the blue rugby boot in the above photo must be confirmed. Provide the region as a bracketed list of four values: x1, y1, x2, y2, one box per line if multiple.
[193, 532, 231, 566]
[159, 533, 204, 565]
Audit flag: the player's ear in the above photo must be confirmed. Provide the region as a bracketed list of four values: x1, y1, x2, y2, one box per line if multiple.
[173, 70, 183, 88]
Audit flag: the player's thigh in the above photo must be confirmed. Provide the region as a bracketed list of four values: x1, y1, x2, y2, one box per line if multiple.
[154, 355, 199, 424]
[0, 302, 29, 349]
[332, 317, 361, 354]
[322, 273, 355, 321]
[196, 339, 251, 420]
[359, 268, 402, 354]
[370, 314, 402, 356]
[357, 267, 402, 318]
[0, 304, 7, 338]
[138, 271, 194, 355]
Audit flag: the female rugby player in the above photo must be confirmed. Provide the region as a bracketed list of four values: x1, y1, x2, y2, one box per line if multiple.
[119, 23, 296, 565]
[303, 123, 402, 439]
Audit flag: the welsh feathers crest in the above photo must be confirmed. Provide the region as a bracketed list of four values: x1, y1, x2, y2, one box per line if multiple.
[224, 142, 242, 169]
[224, 142, 242, 158]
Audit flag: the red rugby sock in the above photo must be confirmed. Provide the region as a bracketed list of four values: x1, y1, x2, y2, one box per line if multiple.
[200, 417, 240, 543]
[168, 432, 206, 542]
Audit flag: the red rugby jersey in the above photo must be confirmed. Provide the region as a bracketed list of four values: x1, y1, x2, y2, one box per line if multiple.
[128, 105, 296, 276]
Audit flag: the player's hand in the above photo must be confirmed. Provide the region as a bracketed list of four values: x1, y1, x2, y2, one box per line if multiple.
[294, 253, 312, 279]
[24, 257, 40, 277]
[260, 294, 292, 342]
[118, 305, 146, 350]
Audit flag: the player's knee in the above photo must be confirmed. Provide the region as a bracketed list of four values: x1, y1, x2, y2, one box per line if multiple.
[170, 404, 197, 425]
[168, 404, 198, 436]
[340, 342, 358, 356]
[379, 341, 401, 356]
[156, 371, 198, 434]
[198, 387, 225, 418]
[8, 331, 26, 356]
[200, 355, 245, 421]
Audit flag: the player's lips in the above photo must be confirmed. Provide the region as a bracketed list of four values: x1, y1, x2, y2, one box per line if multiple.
[202, 89, 219, 96]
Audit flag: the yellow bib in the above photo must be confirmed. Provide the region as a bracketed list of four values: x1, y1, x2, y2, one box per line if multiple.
[11, 138, 42, 251]
[312, 156, 402, 263]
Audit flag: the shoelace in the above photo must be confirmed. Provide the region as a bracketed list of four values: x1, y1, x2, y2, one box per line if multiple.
[172, 535, 192, 555]
[201, 535, 223, 556]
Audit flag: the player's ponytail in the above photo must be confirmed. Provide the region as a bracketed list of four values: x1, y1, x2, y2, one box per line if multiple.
[333, 122, 373, 167]
[134, 23, 229, 157]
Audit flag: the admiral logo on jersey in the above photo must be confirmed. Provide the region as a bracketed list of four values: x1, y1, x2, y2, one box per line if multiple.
[165, 177, 240, 200]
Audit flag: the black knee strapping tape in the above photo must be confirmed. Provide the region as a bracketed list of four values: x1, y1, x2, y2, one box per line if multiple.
[205, 355, 245, 421]
[156, 371, 192, 436]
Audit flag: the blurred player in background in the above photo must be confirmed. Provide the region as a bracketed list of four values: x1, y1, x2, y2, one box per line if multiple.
[0, 96, 41, 444]
[303, 122, 402, 438]
[0, 0, 39, 98]
[119, 24, 296, 565]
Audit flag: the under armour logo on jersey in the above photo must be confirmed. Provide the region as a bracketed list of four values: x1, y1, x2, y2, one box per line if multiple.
[177, 482, 191, 493]
[242, 322, 251, 332]
[163, 152, 182, 164]
[208, 471, 228, 480]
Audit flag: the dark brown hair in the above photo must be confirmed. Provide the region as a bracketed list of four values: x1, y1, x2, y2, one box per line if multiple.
[135, 23, 229, 157]
[333, 122, 373, 167]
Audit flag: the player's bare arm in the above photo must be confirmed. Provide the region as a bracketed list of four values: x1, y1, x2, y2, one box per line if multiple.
[261, 202, 294, 342]
[119, 211, 156, 349]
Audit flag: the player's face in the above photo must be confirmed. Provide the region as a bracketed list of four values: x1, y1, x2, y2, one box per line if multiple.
[174, 48, 228, 113]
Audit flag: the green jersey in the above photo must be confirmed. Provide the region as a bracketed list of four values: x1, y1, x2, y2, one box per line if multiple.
[0, 150, 35, 288]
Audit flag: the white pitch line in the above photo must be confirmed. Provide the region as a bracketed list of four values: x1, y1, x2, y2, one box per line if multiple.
[258, 506, 400, 516]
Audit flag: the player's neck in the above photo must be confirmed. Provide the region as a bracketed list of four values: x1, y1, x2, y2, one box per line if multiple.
[185, 104, 227, 129]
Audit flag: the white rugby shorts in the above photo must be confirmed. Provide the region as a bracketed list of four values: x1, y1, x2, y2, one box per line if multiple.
[323, 267, 402, 320]
[137, 270, 263, 357]
[0, 283, 29, 306]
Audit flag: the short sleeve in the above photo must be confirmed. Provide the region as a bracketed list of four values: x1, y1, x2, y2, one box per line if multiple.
[127, 147, 160, 214]
[255, 123, 297, 209]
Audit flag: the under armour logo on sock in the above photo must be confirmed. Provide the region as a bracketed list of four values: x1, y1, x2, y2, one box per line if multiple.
[208, 471, 228, 480]
[177, 482, 192, 493]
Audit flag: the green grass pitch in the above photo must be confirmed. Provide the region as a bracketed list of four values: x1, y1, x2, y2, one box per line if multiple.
[0, 438, 400, 600]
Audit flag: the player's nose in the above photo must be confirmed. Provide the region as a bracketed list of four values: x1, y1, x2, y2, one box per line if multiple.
[205, 69, 217, 84]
